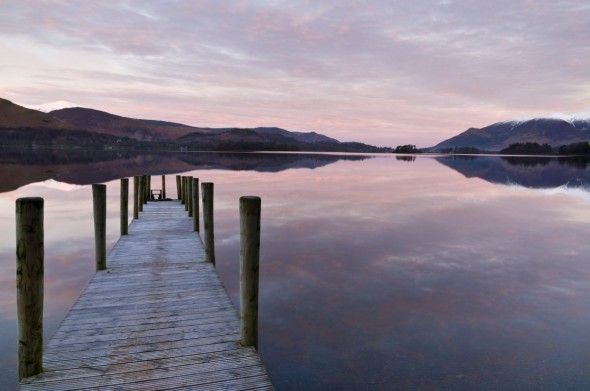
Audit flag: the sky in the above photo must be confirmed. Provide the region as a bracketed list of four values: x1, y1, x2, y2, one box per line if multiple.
[1, 1, 589, 147]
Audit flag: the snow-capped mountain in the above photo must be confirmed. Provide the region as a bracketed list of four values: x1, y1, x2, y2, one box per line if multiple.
[505, 109, 590, 127]
[24, 100, 79, 113]
[431, 109, 590, 151]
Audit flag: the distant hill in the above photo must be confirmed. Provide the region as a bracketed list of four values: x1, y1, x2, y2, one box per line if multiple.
[250, 127, 339, 143]
[50, 107, 211, 141]
[1, 98, 389, 152]
[431, 111, 590, 152]
[0, 98, 76, 130]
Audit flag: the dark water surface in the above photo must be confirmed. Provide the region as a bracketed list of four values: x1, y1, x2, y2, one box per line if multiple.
[1, 152, 590, 390]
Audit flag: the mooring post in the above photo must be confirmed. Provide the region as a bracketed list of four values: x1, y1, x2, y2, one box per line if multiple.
[202, 182, 215, 264]
[184, 177, 190, 212]
[162, 175, 166, 199]
[239, 196, 261, 350]
[180, 176, 186, 205]
[120, 178, 129, 236]
[176, 175, 182, 200]
[139, 176, 144, 206]
[148, 176, 152, 200]
[138, 176, 143, 211]
[133, 176, 139, 220]
[188, 176, 193, 217]
[192, 177, 200, 232]
[145, 175, 151, 202]
[140, 175, 145, 204]
[92, 184, 107, 271]
[16, 197, 44, 381]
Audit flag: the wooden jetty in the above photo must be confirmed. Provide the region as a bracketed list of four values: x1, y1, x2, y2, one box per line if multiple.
[16, 177, 273, 390]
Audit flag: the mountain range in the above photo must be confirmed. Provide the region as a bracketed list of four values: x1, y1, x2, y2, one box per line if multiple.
[431, 110, 590, 152]
[0, 98, 387, 152]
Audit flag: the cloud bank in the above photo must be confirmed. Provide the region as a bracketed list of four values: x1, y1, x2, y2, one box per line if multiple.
[1, 0, 589, 146]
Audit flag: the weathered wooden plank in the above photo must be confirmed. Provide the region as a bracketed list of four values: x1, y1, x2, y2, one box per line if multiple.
[18, 201, 274, 390]
[60, 299, 236, 321]
[44, 333, 241, 358]
[19, 362, 270, 391]
[57, 307, 238, 331]
[45, 341, 241, 369]
[28, 349, 261, 383]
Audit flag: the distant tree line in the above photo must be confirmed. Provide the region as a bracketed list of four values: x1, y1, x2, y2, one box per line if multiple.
[558, 141, 590, 155]
[437, 141, 590, 156]
[0, 127, 393, 153]
[394, 144, 422, 153]
[500, 142, 553, 155]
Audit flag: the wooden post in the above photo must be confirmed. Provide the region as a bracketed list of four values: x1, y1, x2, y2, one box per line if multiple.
[133, 176, 139, 219]
[239, 196, 261, 349]
[92, 184, 107, 271]
[138, 176, 144, 212]
[202, 182, 215, 265]
[180, 176, 186, 205]
[176, 175, 182, 200]
[16, 197, 44, 381]
[145, 175, 150, 202]
[162, 175, 166, 199]
[147, 176, 152, 200]
[192, 178, 200, 232]
[120, 178, 129, 236]
[184, 177, 190, 211]
[188, 176, 193, 217]
[140, 175, 145, 204]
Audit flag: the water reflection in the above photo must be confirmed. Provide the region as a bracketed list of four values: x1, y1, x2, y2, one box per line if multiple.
[395, 155, 416, 162]
[436, 155, 590, 189]
[1, 154, 590, 390]
[0, 148, 371, 192]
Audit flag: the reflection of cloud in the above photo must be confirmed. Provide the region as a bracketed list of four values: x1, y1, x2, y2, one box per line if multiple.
[539, 185, 590, 205]
[209, 156, 590, 390]
[2, 157, 590, 390]
[32, 179, 85, 192]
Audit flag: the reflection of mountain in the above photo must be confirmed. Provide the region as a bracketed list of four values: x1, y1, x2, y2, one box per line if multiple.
[0, 149, 370, 192]
[436, 156, 590, 189]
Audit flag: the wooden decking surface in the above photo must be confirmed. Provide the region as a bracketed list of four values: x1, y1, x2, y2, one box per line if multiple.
[18, 201, 274, 391]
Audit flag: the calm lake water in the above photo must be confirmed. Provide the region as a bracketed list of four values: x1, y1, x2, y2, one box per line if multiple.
[1, 152, 590, 390]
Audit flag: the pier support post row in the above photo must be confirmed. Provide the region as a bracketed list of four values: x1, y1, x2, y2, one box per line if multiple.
[192, 178, 200, 232]
[162, 175, 166, 199]
[202, 182, 215, 265]
[240, 196, 261, 350]
[176, 175, 182, 200]
[16, 197, 44, 381]
[133, 176, 139, 220]
[93, 184, 107, 271]
[120, 178, 129, 236]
